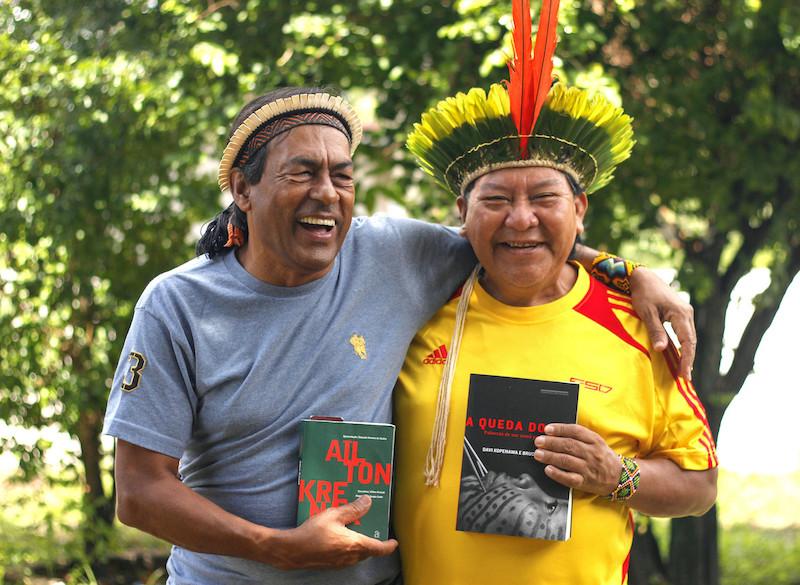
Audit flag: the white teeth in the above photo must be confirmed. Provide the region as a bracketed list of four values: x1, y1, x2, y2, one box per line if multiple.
[506, 242, 539, 248]
[299, 217, 335, 227]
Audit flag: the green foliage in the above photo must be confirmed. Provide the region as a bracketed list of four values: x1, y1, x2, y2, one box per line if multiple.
[0, 475, 170, 583]
[647, 521, 800, 585]
[604, 0, 800, 281]
[720, 527, 800, 585]
[0, 479, 87, 578]
[0, 1, 230, 538]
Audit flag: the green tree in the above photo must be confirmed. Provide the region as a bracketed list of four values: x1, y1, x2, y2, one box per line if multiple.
[0, 0, 227, 554]
[575, 1, 800, 583]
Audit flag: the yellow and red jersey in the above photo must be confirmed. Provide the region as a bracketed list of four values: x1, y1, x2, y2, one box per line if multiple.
[394, 264, 717, 585]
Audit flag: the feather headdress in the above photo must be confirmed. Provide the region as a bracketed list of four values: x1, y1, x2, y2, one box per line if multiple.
[407, 0, 635, 197]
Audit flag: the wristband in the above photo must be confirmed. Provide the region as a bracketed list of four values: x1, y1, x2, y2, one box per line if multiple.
[605, 455, 641, 502]
[590, 252, 641, 295]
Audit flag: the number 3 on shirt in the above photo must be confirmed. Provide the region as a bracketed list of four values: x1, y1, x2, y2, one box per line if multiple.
[121, 351, 147, 392]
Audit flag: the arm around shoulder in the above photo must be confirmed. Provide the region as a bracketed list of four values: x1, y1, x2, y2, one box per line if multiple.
[115, 440, 397, 570]
[575, 242, 697, 378]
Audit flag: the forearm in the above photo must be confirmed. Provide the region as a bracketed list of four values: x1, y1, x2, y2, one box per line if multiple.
[627, 458, 718, 517]
[116, 464, 279, 564]
[115, 440, 397, 570]
[575, 242, 698, 377]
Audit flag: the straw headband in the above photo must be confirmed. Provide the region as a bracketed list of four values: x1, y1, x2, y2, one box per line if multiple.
[234, 111, 350, 169]
[218, 92, 363, 193]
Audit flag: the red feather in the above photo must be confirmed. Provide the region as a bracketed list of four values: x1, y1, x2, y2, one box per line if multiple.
[507, 0, 560, 157]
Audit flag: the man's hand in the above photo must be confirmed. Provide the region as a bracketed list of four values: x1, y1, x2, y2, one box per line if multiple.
[532, 425, 718, 516]
[629, 267, 696, 379]
[533, 424, 620, 497]
[265, 496, 398, 570]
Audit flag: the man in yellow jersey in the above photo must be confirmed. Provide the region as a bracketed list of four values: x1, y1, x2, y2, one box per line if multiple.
[392, 2, 718, 583]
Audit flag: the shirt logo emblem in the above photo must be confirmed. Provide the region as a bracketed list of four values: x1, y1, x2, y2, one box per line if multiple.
[349, 334, 367, 360]
[423, 344, 448, 365]
[570, 377, 613, 394]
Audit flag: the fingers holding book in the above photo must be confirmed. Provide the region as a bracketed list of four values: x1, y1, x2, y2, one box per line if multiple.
[533, 423, 620, 497]
[267, 495, 399, 570]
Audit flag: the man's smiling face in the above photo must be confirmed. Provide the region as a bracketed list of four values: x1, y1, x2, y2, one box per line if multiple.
[234, 124, 355, 286]
[458, 166, 587, 306]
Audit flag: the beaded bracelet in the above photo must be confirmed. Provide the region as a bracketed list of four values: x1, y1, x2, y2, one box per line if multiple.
[606, 455, 641, 502]
[590, 252, 642, 295]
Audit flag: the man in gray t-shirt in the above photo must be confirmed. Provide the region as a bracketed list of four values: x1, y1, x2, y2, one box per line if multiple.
[104, 87, 696, 585]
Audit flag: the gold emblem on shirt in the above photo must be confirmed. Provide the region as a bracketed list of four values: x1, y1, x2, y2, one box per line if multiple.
[349, 334, 367, 360]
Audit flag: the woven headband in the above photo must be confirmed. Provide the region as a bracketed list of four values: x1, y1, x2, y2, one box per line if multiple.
[218, 92, 362, 193]
[234, 111, 350, 169]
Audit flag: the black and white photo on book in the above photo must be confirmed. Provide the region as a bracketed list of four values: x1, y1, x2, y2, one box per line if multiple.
[456, 374, 579, 541]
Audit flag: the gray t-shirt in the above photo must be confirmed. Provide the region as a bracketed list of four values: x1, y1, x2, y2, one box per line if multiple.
[103, 216, 475, 585]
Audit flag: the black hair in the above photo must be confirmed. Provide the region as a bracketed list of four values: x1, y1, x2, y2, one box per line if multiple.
[196, 86, 335, 258]
[563, 171, 584, 196]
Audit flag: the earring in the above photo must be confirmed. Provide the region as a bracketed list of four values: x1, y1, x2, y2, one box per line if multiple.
[224, 222, 245, 247]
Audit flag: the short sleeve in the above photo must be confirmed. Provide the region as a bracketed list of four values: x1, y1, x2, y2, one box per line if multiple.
[366, 217, 476, 318]
[648, 342, 719, 470]
[385, 218, 474, 280]
[103, 306, 197, 459]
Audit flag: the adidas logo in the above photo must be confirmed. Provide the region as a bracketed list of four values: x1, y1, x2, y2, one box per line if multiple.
[423, 344, 448, 365]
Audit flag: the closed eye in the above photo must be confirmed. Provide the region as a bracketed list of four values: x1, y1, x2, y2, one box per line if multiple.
[482, 195, 510, 203]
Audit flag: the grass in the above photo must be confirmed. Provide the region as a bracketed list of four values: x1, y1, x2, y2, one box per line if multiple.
[720, 525, 800, 585]
[717, 470, 800, 585]
[0, 478, 169, 585]
[1, 469, 799, 584]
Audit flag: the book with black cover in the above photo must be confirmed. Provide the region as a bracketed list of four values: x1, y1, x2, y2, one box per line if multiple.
[457, 374, 579, 541]
[296, 418, 395, 541]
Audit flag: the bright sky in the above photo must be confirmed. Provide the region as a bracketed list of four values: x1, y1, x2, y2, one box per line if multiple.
[716, 270, 800, 475]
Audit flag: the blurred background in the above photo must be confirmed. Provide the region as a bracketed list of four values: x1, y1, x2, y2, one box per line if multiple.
[0, 0, 798, 583]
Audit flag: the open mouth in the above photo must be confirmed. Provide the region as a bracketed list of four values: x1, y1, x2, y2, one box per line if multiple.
[298, 216, 335, 233]
[501, 241, 542, 249]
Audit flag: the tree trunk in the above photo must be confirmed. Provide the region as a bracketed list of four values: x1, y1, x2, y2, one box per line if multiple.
[628, 521, 669, 585]
[76, 408, 115, 558]
[668, 507, 719, 585]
